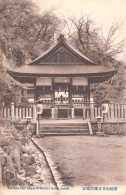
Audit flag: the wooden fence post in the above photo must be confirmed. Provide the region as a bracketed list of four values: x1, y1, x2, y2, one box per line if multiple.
[110, 102, 114, 119]
[72, 108, 74, 119]
[120, 103, 123, 118]
[26, 108, 28, 117]
[15, 107, 18, 119]
[124, 104, 126, 118]
[117, 104, 120, 118]
[52, 108, 54, 119]
[4, 108, 7, 118]
[90, 102, 94, 121]
[11, 102, 15, 119]
[29, 107, 32, 117]
[83, 107, 86, 119]
[19, 108, 22, 119]
[33, 104, 37, 122]
[114, 103, 117, 118]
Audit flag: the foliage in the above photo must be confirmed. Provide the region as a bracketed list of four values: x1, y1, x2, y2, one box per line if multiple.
[65, 15, 126, 103]
[0, 0, 61, 105]
[0, 0, 60, 67]
[65, 16, 125, 64]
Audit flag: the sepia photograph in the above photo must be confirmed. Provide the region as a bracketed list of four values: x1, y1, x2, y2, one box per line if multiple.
[0, 0, 126, 195]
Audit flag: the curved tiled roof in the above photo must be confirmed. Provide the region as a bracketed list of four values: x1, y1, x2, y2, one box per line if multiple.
[8, 64, 116, 75]
[28, 35, 96, 65]
[8, 35, 118, 83]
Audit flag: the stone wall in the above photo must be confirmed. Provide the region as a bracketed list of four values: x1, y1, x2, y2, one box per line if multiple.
[0, 119, 42, 187]
[91, 122, 126, 135]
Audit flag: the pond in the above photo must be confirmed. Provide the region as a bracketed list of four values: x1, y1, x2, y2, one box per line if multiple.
[35, 136, 126, 187]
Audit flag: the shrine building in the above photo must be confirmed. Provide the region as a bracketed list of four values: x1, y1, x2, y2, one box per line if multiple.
[8, 35, 117, 120]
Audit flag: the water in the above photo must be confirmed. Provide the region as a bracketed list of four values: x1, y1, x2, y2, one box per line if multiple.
[35, 136, 126, 187]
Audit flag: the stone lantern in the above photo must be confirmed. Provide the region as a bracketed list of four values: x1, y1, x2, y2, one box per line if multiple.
[95, 116, 104, 136]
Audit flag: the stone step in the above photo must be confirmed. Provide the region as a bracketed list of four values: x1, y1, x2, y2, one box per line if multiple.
[39, 129, 89, 133]
[39, 126, 88, 130]
[39, 123, 88, 127]
[39, 132, 90, 136]
[38, 122, 90, 136]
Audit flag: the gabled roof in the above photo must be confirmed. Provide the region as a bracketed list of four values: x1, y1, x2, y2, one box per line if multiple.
[8, 64, 117, 83]
[7, 35, 118, 83]
[9, 64, 116, 75]
[28, 35, 96, 65]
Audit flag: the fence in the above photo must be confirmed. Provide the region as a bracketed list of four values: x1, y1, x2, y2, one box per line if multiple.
[0, 102, 37, 122]
[1, 102, 126, 122]
[91, 102, 126, 122]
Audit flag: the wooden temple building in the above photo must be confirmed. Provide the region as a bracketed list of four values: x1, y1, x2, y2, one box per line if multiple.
[8, 35, 117, 120]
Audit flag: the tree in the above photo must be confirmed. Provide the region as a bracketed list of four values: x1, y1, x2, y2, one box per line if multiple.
[0, 0, 61, 66]
[0, 51, 26, 106]
[65, 15, 126, 103]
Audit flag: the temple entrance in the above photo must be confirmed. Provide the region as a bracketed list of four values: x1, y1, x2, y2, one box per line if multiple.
[54, 83, 69, 105]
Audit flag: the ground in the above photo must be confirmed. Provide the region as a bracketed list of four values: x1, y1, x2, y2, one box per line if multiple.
[34, 135, 126, 187]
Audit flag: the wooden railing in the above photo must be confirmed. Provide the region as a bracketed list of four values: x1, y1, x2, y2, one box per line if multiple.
[1, 102, 126, 122]
[0, 102, 36, 122]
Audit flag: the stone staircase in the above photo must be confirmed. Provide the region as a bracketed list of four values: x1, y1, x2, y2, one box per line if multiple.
[38, 121, 91, 136]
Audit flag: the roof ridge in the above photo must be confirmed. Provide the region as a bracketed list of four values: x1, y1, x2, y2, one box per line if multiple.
[28, 35, 96, 65]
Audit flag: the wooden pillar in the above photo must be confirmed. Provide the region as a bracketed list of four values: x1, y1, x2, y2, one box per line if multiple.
[23, 108, 25, 119]
[71, 108, 74, 119]
[29, 107, 32, 117]
[4, 108, 7, 118]
[90, 91, 94, 121]
[19, 108, 22, 119]
[114, 104, 118, 118]
[120, 103, 124, 118]
[7, 108, 10, 118]
[117, 104, 120, 118]
[52, 108, 54, 119]
[87, 79, 90, 104]
[110, 102, 114, 119]
[83, 107, 86, 119]
[52, 78, 55, 108]
[33, 104, 37, 122]
[124, 104, 126, 118]
[26, 108, 28, 117]
[11, 102, 15, 119]
[69, 77, 73, 107]
[15, 107, 18, 119]
[34, 79, 37, 101]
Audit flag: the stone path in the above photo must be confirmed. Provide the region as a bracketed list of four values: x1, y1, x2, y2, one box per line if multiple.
[29, 139, 56, 187]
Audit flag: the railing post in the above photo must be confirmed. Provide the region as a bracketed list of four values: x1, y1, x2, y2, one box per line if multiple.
[15, 107, 18, 119]
[117, 104, 120, 118]
[23, 108, 25, 119]
[26, 108, 28, 117]
[11, 102, 15, 119]
[124, 104, 126, 118]
[114, 103, 117, 118]
[4, 108, 7, 118]
[0, 108, 3, 119]
[33, 104, 37, 122]
[90, 96, 94, 121]
[110, 102, 114, 119]
[83, 107, 86, 119]
[29, 107, 32, 117]
[0, 147, 4, 190]
[107, 104, 111, 119]
[19, 107, 22, 119]
[120, 103, 123, 118]
[52, 108, 54, 119]
[72, 108, 74, 119]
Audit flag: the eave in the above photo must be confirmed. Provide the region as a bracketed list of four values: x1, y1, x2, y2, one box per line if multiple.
[8, 68, 117, 83]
